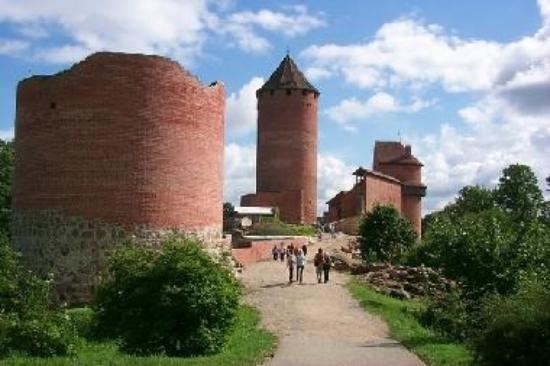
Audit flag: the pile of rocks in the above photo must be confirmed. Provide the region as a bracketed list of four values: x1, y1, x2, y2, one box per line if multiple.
[355, 263, 456, 300]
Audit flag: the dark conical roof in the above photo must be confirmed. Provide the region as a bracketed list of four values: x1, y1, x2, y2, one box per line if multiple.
[257, 55, 319, 96]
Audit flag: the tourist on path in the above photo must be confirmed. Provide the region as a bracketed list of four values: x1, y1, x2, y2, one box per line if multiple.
[296, 249, 306, 284]
[272, 245, 279, 261]
[313, 248, 324, 283]
[279, 243, 286, 262]
[323, 252, 332, 283]
[302, 244, 308, 257]
[286, 250, 297, 283]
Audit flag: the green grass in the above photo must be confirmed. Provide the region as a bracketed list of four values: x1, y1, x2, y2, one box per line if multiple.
[3, 305, 276, 366]
[348, 279, 473, 366]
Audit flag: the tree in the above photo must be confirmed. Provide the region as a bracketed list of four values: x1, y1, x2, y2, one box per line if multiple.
[223, 202, 236, 232]
[0, 139, 14, 236]
[495, 164, 544, 224]
[422, 185, 494, 234]
[95, 236, 240, 356]
[359, 204, 417, 263]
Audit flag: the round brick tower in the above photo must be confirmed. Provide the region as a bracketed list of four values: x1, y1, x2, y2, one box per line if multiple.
[248, 55, 319, 224]
[12, 52, 225, 304]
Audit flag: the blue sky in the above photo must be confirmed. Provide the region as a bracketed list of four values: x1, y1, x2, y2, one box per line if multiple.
[0, 0, 548, 213]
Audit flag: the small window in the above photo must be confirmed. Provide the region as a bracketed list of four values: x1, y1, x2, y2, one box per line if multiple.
[50, 102, 56, 109]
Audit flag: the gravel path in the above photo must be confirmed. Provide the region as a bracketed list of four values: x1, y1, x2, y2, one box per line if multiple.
[241, 242, 425, 366]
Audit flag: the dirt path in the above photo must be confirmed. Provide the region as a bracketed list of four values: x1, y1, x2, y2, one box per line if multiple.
[241, 240, 425, 366]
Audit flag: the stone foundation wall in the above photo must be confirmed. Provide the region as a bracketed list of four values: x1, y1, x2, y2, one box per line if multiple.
[12, 209, 226, 305]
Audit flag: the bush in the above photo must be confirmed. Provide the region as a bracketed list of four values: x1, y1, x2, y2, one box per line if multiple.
[419, 288, 477, 342]
[66, 307, 97, 340]
[0, 233, 77, 357]
[94, 236, 241, 356]
[359, 204, 417, 263]
[248, 220, 316, 236]
[472, 279, 550, 366]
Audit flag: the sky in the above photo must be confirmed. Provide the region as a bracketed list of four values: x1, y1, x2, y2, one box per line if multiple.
[0, 0, 549, 215]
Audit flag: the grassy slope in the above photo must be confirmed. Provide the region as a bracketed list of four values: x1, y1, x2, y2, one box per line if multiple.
[3, 305, 276, 366]
[348, 279, 473, 366]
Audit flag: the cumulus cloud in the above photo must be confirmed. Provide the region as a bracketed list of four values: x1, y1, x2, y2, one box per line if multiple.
[317, 153, 355, 214]
[226, 77, 264, 136]
[0, 38, 28, 55]
[301, 4, 550, 93]
[326, 92, 435, 127]
[0, 1, 324, 62]
[415, 94, 550, 213]
[0, 128, 14, 140]
[218, 5, 325, 53]
[224, 143, 256, 206]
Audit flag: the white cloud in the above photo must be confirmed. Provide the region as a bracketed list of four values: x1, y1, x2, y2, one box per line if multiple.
[0, 128, 14, 140]
[227, 6, 325, 37]
[0, 1, 324, 62]
[317, 153, 355, 214]
[226, 77, 264, 136]
[326, 92, 434, 126]
[0, 0, 211, 64]
[414, 94, 550, 213]
[224, 143, 256, 205]
[305, 67, 332, 81]
[0, 38, 28, 55]
[219, 6, 325, 53]
[301, 4, 550, 93]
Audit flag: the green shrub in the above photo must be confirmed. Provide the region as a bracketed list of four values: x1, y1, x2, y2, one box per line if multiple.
[0, 233, 77, 357]
[248, 221, 316, 236]
[359, 204, 417, 263]
[419, 288, 477, 342]
[94, 236, 241, 356]
[472, 279, 550, 366]
[66, 307, 97, 340]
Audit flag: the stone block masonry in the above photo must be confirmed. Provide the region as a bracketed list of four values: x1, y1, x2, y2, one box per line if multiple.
[12, 52, 226, 304]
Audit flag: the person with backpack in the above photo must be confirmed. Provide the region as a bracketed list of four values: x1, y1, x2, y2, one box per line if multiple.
[322, 252, 332, 283]
[313, 248, 324, 284]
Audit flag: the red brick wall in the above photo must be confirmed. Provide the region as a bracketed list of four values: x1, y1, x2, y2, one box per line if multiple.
[232, 237, 308, 265]
[256, 89, 318, 224]
[376, 163, 421, 184]
[14, 52, 224, 231]
[365, 175, 402, 212]
[402, 195, 422, 238]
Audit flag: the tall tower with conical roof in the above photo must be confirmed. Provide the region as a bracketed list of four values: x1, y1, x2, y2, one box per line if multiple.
[241, 55, 319, 224]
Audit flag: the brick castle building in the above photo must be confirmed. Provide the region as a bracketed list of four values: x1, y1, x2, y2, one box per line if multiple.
[324, 141, 426, 237]
[241, 55, 319, 224]
[12, 52, 225, 304]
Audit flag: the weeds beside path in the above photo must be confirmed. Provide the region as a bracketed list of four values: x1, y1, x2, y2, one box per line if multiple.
[348, 279, 473, 366]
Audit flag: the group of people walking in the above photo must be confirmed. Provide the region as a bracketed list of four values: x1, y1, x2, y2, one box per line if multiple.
[272, 243, 332, 284]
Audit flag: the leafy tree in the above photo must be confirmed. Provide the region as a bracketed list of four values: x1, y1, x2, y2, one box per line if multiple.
[495, 164, 544, 224]
[359, 204, 417, 263]
[0, 139, 14, 237]
[95, 236, 241, 356]
[422, 185, 494, 234]
[473, 278, 550, 366]
[223, 202, 236, 232]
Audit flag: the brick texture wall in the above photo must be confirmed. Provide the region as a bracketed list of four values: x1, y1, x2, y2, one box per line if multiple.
[12, 52, 225, 303]
[255, 90, 318, 224]
[14, 52, 224, 230]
